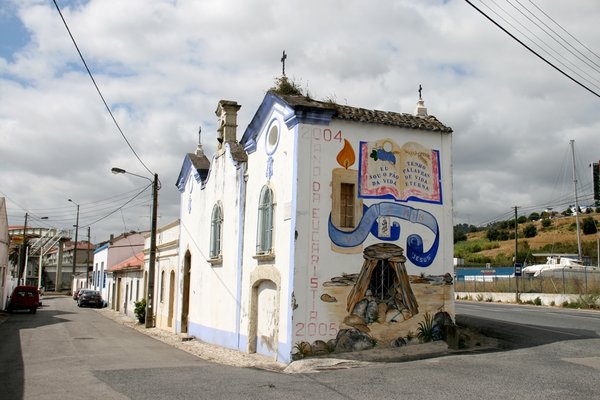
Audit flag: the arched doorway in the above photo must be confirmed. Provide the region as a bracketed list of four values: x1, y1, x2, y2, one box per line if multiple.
[168, 270, 175, 328]
[181, 251, 191, 333]
[251, 280, 278, 358]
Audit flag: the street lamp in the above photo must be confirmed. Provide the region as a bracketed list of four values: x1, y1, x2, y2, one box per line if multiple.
[111, 167, 159, 328]
[68, 199, 80, 286]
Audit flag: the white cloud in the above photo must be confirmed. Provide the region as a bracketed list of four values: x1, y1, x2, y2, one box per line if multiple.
[1, 0, 600, 242]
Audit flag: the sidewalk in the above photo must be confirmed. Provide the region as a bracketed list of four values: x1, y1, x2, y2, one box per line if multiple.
[95, 308, 496, 374]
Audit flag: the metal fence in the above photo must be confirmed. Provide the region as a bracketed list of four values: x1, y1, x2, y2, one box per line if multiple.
[455, 270, 600, 295]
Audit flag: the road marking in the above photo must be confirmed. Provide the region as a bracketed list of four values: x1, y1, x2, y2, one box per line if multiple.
[563, 357, 600, 370]
[518, 323, 583, 337]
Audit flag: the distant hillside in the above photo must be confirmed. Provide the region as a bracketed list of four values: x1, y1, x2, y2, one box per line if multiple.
[454, 212, 599, 266]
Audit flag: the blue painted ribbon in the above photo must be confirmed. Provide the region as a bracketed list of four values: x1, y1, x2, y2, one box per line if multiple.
[328, 202, 439, 267]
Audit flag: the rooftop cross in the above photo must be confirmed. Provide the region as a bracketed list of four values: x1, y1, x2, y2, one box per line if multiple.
[281, 50, 287, 76]
[418, 84, 423, 100]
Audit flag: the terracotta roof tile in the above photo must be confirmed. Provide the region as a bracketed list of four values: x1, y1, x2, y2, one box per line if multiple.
[276, 94, 452, 133]
[107, 251, 144, 272]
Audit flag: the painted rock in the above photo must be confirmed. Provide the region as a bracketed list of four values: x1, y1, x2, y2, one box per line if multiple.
[343, 314, 365, 327]
[320, 293, 337, 303]
[351, 298, 369, 319]
[365, 300, 379, 324]
[311, 340, 329, 355]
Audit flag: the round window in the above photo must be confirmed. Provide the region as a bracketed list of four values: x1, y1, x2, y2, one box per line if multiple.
[265, 120, 280, 155]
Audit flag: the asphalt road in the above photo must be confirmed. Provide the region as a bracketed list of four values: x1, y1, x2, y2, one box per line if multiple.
[456, 300, 600, 348]
[1, 296, 599, 400]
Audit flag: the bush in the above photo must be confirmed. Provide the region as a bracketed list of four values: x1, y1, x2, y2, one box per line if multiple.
[134, 299, 146, 323]
[528, 212, 541, 221]
[523, 224, 537, 238]
[541, 219, 552, 228]
[582, 217, 598, 235]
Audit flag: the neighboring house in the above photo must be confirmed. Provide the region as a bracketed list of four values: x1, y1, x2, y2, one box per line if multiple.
[176, 80, 454, 363]
[152, 219, 180, 332]
[108, 252, 144, 318]
[91, 231, 146, 309]
[8, 225, 73, 290]
[43, 240, 95, 291]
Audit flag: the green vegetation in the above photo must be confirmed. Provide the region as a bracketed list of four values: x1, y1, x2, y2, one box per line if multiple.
[454, 211, 600, 266]
[582, 217, 598, 235]
[561, 295, 599, 309]
[134, 299, 146, 323]
[523, 224, 537, 238]
[417, 312, 434, 343]
[454, 239, 499, 258]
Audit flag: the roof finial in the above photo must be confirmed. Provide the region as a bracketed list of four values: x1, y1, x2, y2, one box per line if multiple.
[195, 125, 205, 156]
[414, 85, 428, 117]
[281, 50, 287, 76]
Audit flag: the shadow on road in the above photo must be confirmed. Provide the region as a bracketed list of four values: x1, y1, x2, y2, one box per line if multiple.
[0, 301, 74, 400]
[456, 313, 600, 350]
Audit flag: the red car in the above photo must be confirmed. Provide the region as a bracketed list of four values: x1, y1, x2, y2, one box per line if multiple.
[73, 288, 87, 300]
[6, 285, 40, 314]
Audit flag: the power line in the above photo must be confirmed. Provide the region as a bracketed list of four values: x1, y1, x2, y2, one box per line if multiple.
[515, 0, 600, 73]
[80, 183, 152, 228]
[52, 0, 154, 176]
[501, 0, 600, 87]
[464, 0, 600, 98]
[527, 0, 600, 64]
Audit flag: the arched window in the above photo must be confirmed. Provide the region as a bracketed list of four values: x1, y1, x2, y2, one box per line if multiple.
[210, 204, 223, 259]
[256, 186, 274, 255]
[160, 270, 165, 302]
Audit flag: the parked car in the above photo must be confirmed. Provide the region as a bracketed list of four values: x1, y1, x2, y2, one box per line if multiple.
[77, 290, 103, 308]
[6, 285, 40, 314]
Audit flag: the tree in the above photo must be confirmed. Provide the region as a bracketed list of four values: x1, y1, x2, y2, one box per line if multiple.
[528, 212, 540, 221]
[582, 217, 598, 235]
[453, 229, 467, 243]
[517, 216, 527, 224]
[523, 224, 537, 238]
[541, 218, 552, 228]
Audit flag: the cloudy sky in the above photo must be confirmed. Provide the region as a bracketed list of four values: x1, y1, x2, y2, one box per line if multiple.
[1, 0, 599, 243]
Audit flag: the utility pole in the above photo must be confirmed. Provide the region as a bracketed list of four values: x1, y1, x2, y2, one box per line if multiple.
[514, 206, 519, 303]
[86, 226, 91, 287]
[570, 140, 583, 261]
[18, 213, 28, 285]
[146, 173, 159, 328]
[111, 167, 159, 328]
[68, 199, 80, 286]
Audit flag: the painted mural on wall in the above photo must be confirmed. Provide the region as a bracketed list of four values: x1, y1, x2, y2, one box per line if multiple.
[294, 128, 453, 360]
[359, 139, 442, 204]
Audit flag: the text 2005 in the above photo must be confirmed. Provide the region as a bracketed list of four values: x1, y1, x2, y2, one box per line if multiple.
[295, 322, 338, 337]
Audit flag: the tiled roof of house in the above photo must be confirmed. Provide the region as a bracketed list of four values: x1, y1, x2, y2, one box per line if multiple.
[276, 93, 453, 133]
[107, 251, 144, 272]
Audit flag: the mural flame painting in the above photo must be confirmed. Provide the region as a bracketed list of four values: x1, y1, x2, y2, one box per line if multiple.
[336, 139, 356, 169]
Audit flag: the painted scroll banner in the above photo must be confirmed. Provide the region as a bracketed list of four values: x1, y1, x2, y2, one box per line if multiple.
[359, 139, 442, 204]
